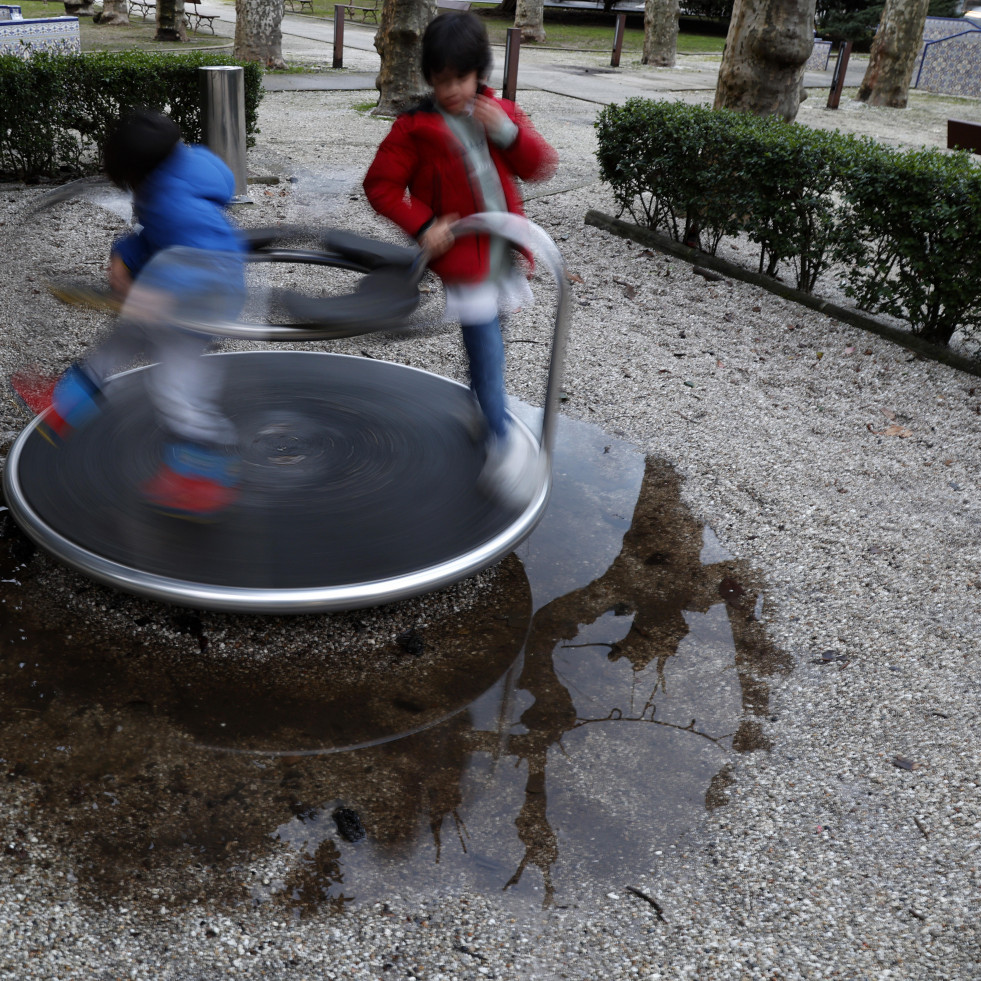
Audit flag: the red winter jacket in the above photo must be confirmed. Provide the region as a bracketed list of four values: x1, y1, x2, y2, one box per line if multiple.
[363, 87, 557, 284]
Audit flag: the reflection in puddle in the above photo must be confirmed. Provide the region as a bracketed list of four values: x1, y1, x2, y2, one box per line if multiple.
[0, 413, 789, 915]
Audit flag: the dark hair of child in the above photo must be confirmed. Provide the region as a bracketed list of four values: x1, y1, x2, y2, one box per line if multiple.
[421, 11, 493, 83]
[104, 109, 181, 191]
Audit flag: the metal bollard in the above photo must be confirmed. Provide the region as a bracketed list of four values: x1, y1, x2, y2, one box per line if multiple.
[826, 41, 852, 110]
[502, 27, 520, 102]
[200, 65, 251, 205]
[333, 5, 344, 70]
[611, 13, 626, 68]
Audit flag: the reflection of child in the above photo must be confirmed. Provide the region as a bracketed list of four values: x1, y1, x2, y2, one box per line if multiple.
[14, 110, 247, 518]
[364, 11, 557, 507]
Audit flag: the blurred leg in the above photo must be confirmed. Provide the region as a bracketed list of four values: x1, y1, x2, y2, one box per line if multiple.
[129, 247, 245, 447]
[461, 316, 508, 440]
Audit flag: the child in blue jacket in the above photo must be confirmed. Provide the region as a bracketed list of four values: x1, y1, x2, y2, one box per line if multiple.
[15, 110, 247, 518]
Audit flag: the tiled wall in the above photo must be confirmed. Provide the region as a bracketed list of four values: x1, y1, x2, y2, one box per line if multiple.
[916, 28, 981, 98]
[805, 37, 832, 71]
[0, 15, 81, 57]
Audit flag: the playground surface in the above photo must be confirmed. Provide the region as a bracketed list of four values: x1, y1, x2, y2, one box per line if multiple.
[1, 13, 981, 980]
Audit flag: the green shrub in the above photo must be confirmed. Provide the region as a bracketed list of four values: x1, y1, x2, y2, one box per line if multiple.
[834, 142, 981, 345]
[596, 98, 981, 344]
[596, 100, 751, 254]
[0, 51, 263, 180]
[737, 120, 849, 292]
[596, 100, 847, 291]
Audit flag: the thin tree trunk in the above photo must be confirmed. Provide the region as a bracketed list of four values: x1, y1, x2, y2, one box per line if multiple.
[515, 0, 545, 43]
[234, 0, 286, 69]
[94, 0, 131, 24]
[156, 0, 188, 41]
[643, 0, 679, 66]
[855, 0, 930, 107]
[714, 0, 817, 122]
[374, 0, 436, 117]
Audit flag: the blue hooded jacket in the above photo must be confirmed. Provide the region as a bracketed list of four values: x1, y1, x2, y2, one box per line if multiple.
[111, 142, 245, 278]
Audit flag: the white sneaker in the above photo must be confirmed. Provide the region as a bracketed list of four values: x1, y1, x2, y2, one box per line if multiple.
[479, 427, 544, 510]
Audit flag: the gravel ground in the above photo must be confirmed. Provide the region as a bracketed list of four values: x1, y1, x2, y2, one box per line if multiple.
[1, 50, 981, 981]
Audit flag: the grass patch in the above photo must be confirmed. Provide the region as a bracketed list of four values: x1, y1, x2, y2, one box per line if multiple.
[477, 8, 725, 54]
[16, 0, 228, 51]
[253, 0, 725, 55]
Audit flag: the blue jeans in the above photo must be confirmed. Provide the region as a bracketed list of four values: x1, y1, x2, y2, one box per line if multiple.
[461, 316, 508, 440]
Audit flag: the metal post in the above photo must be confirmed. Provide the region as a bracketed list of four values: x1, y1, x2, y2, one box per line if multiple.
[333, 5, 344, 70]
[826, 41, 852, 110]
[502, 27, 520, 102]
[611, 13, 626, 68]
[200, 66, 251, 205]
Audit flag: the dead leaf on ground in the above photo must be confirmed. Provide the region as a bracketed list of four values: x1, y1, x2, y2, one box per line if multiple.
[868, 423, 913, 438]
[566, 271, 584, 284]
[880, 408, 896, 420]
[891, 756, 919, 771]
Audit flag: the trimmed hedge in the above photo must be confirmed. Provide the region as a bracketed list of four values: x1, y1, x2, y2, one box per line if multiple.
[0, 51, 263, 182]
[596, 99, 981, 346]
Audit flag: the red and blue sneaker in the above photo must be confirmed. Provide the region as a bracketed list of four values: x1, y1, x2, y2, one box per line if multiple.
[11, 364, 103, 445]
[141, 441, 241, 520]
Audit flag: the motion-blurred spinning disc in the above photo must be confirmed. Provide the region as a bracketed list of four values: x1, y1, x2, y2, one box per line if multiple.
[3, 351, 549, 613]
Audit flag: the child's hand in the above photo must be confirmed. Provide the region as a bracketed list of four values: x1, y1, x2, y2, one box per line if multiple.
[473, 94, 511, 134]
[108, 254, 132, 299]
[420, 215, 458, 259]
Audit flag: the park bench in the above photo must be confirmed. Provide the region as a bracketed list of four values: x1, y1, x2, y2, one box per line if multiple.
[336, 0, 381, 23]
[128, 0, 153, 18]
[285, 0, 314, 11]
[183, 0, 217, 33]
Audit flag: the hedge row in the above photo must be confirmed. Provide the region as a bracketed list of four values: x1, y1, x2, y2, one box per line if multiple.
[595, 99, 981, 346]
[0, 51, 263, 183]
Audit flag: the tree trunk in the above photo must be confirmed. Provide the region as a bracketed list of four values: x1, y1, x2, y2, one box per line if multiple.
[496, 0, 516, 13]
[156, 0, 188, 40]
[713, 0, 817, 122]
[515, 0, 545, 43]
[94, 0, 131, 24]
[855, 0, 929, 107]
[234, 0, 286, 69]
[643, 0, 679, 66]
[374, 0, 436, 117]
[64, 0, 97, 16]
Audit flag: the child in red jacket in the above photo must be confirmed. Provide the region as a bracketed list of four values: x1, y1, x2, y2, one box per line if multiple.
[364, 11, 557, 508]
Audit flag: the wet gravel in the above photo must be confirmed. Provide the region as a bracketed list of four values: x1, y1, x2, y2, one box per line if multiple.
[1, 44, 981, 981]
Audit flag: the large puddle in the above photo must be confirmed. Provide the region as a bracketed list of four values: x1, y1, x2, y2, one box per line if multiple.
[0, 411, 788, 914]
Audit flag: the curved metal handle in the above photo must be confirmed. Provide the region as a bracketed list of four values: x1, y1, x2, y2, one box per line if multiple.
[446, 213, 570, 460]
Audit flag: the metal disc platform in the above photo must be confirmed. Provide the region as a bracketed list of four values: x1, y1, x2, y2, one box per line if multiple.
[3, 213, 569, 614]
[3, 351, 550, 613]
